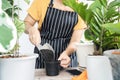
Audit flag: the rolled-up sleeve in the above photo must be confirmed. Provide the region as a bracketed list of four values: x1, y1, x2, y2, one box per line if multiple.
[27, 0, 42, 21]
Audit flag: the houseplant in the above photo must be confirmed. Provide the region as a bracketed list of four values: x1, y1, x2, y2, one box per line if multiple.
[84, 0, 120, 55]
[83, 1, 120, 79]
[63, 0, 120, 55]
[63, 0, 120, 80]
[85, 0, 120, 80]
[2, 0, 25, 54]
[0, 0, 38, 80]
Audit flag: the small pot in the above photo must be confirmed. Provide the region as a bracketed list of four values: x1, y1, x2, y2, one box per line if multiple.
[44, 60, 60, 76]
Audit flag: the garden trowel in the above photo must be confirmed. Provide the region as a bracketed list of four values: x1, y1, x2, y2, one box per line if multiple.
[36, 43, 55, 61]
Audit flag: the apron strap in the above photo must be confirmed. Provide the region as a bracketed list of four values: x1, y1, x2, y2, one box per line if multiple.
[49, 0, 54, 7]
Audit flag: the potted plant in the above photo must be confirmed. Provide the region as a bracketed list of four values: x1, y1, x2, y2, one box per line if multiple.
[0, 0, 38, 80]
[63, 0, 120, 80]
[63, 0, 120, 55]
[83, 0, 120, 79]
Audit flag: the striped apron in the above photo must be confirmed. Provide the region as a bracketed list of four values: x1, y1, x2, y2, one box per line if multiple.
[34, 0, 78, 68]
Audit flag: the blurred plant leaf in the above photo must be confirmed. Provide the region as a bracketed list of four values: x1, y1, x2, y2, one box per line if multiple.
[102, 23, 120, 34]
[14, 18, 25, 38]
[2, 0, 12, 10]
[0, 24, 13, 49]
[24, 0, 30, 4]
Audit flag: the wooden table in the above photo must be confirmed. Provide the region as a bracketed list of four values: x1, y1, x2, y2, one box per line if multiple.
[35, 67, 85, 80]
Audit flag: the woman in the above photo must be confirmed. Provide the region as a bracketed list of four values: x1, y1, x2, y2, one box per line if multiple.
[24, 0, 86, 68]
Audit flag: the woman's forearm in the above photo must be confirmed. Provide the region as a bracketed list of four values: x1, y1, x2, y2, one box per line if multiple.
[65, 42, 79, 55]
[24, 22, 33, 34]
[24, 14, 36, 34]
[65, 29, 84, 55]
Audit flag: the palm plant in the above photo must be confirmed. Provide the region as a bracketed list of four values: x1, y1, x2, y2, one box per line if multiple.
[63, 0, 120, 55]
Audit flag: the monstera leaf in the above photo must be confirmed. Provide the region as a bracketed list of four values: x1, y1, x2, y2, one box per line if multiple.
[0, 10, 17, 53]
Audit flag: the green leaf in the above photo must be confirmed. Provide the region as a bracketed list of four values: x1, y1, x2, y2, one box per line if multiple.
[99, 0, 107, 7]
[84, 29, 97, 41]
[108, 0, 120, 9]
[85, 9, 93, 24]
[106, 8, 119, 20]
[89, 0, 102, 11]
[2, 0, 12, 10]
[24, 0, 30, 4]
[102, 23, 120, 34]
[14, 18, 25, 38]
[63, 0, 89, 21]
[0, 24, 13, 49]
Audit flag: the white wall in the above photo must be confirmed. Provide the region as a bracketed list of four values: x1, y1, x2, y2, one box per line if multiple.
[17, 0, 93, 54]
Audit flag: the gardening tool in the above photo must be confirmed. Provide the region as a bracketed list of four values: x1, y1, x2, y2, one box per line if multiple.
[36, 43, 55, 61]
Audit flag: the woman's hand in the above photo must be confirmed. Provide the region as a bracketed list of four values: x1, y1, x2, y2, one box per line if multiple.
[28, 27, 41, 46]
[58, 51, 71, 68]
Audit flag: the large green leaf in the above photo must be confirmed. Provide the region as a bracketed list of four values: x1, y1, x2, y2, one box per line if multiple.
[89, 0, 102, 11]
[24, 0, 30, 4]
[102, 23, 120, 34]
[106, 8, 119, 21]
[85, 9, 93, 24]
[0, 24, 13, 49]
[14, 18, 25, 38]
[84, 29, 97, 40]
[108, 0, 120, 9]
[2, 0, 12, 10]
[63, 0, 89, 21]
[0, 8, 17, 53]
[0, 11, 14, 50]
[99, 0, 107, 7]
[90, 23, 101, 36]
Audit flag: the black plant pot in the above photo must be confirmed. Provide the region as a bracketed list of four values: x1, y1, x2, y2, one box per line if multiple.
[45, 60, 60, 76]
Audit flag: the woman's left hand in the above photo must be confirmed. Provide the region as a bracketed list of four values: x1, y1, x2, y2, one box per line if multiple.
[58, 51, 71, 68]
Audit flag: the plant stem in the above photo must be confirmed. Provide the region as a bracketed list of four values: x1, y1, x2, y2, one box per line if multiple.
[12, 0, 14, 22]
[12, 0, 20, 56]
[99, 26, 103, 55]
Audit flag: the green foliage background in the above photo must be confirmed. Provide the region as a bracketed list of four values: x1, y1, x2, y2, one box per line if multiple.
[63, 0, 120, 54]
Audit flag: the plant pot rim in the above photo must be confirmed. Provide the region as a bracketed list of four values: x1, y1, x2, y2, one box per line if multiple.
[0, 54, 38, 61]
[78, 42, 94, 46]
[104, 49, 120, 53]
[87, 55, 109, 60]
[87, 55, 108, 57]
[103, 49, 120, 56]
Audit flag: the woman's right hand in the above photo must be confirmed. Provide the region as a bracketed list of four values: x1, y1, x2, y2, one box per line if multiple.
[28, 27, 41, 46]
